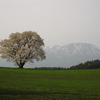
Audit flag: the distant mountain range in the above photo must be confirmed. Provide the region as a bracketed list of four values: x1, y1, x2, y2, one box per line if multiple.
[0, 43, 100, 68]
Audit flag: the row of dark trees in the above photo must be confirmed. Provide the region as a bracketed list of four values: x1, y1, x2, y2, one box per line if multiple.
[35, 67, 66, 70]
[68, 59, 100, 70]
[35, 59, 100, 70]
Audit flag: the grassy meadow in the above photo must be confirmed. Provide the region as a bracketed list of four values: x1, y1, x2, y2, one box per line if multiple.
[0, 67, 100, 100]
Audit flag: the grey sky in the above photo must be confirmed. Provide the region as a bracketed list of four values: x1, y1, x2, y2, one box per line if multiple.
[0, 0, 100, 46]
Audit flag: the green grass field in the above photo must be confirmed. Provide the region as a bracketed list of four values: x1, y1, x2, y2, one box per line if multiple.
[0, 67, 100, 100]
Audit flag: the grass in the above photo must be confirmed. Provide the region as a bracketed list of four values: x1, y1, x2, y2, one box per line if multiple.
[0, 67, 100, 100]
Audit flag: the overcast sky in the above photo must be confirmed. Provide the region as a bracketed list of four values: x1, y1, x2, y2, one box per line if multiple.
[0, 0, 100, 46]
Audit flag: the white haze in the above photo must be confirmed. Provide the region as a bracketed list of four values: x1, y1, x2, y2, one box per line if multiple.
[0, 0, 100, 47]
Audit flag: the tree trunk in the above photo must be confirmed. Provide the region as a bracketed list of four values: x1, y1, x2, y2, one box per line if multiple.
[19, 63, 25, 68]
[16, 60, 25, 68]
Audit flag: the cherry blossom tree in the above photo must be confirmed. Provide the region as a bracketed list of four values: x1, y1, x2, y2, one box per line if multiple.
[0, 31, 46, 68]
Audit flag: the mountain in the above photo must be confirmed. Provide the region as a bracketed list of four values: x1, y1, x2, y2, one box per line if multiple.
[0, 43, 100, 68]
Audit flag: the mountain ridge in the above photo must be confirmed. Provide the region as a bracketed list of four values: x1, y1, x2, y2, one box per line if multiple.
[34, 43, 100, 68]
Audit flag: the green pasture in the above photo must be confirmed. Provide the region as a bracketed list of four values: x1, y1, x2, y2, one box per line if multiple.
[0, 67, 100, 100]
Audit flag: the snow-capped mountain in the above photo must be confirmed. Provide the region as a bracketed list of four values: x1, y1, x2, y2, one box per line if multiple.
[0, 43, 100, 68]
[33, 43, 100, 68]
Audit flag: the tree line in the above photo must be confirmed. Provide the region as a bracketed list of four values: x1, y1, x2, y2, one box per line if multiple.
[34, 59, 100, 70]
[35, 67, 66, 70]
[68, 59, 100, 70]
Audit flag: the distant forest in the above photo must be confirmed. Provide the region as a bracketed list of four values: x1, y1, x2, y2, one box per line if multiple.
[35, 59, 100, 70]
[68, 59, 100, 70]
